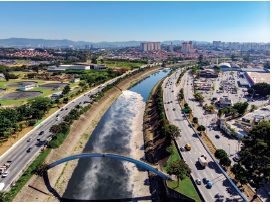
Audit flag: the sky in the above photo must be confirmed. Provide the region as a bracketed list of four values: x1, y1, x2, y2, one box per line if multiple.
[0, 1, 270, 43]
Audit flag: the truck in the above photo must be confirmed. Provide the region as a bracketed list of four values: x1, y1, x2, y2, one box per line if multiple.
[185, 143, 191, 151]
[198, 157, 207, 168]
[0, 161, 12, 174]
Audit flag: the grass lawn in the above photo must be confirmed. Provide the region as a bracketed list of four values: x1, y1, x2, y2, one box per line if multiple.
[14, 60, 32, 63]
[97, 60, 146, 70]
[163, 142, 201, 202]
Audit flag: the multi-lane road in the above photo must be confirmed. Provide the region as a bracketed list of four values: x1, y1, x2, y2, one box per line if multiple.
[163, 69, 244, 202]
[0, 73, 126, 191]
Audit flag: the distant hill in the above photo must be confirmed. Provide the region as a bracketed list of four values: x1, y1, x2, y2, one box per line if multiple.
[0, 38, 210, 47]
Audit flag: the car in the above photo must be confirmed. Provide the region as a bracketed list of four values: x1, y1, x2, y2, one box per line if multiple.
[215, 135, 220, 138]
[2, 171, 10, 178]
[39, 131, 44, 135]
[27, 137, 33, 142]
[173, 108, 176, 111]
[207, 181, 212, 188]
[79, 102, 82, 104]
[201, 154, 207, 159]
[65, 108, 68, 110]
[180, 147, 185, 151]
[27, 147, 33, 153]
[172, 90, 174, 92]
[171, 101, 173, 103]
[196, 178, 201, 185]
[168, 102, 170, 104]
[56, 114, 60, 117]
[56, 117, 60, 121]
[233, 157, 239, 162]
[61, 108, 64, 111]
[203, 177, 209, 184]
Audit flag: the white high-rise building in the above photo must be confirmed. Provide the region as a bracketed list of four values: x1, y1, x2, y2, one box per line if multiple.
[169, 42, 174, 52]
[181, 41, 192, 53]
[140, 42, 161, 52]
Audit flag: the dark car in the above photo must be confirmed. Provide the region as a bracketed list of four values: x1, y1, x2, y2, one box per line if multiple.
[56, 114, 60, 117]
[172, 90, 174, 92]
[203, 177, 209, 184]
[61, 108, 64, 111]
[215, 135, 220, 139]
[27, 147, 33, 153]
[233, 157, 239, 162]
[180, 147, 186, 151]
[79, 102, 82, 104]
[173, 108, 176, 111]
[65, 108, 68, 110]
[39, 131, 44, 135]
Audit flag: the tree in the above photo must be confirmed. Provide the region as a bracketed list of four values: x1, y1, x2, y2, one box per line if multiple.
[215, 149, 228, 159]
[161, 124, 181, 141]
[3, 72, 10, 81]
[166, 160, 191, 186]
[248, 83, 270, 97]
[62, 85, 71, 95]
[32, 65, 39, 73]
[35, 162, 48, 177]
[91, 56, 97, 64]
[217, 108, 224, 119]
[233, 102, 249, 115]
[193, 117, 198, 125]
[231, 55, 236, 61]
[166, 146, 175, 162]
[197, 125, 206, 132]
[250, 104, 257, 112]
[219, 86, 224, 90]
[220, 156, 231, 166]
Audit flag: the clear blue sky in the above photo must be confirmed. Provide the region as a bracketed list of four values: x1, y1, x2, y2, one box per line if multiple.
[0, 1, 270, 43]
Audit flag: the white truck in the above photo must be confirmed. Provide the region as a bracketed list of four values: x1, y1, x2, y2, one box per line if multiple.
[198, 157, 207, 168]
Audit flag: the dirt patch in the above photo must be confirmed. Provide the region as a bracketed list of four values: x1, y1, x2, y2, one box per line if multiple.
[1, 91, 43, 100]
[38, 83, 69, 89]
[5, 81, 38, 87]
[13, 67, 162, 202]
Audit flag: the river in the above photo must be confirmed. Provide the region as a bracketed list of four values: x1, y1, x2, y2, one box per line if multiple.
[62, 69, 171, 201]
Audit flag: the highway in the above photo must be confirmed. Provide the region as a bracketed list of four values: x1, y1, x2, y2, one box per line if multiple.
[162, 69, 244, 202]
[0, 73, 126, 191]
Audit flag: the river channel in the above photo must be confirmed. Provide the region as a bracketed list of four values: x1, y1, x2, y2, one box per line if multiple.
[62, 69, 171, 201]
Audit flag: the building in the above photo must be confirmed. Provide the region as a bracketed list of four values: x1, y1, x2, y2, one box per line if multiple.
[169, 42, 174, 52]
[19, 84, 34, 90]
[181, 41, 192, 53]
[51, 93, 63, 100]
[140, 42, 161, 52]
[219, 62, 231, 71]
[238, 73, 251, 88]
[218, 97, 233, 107]
[237, 106, 270, 126]
[71, 78, 80, 83]
[195, 82, 213, 90]
[198, 69, 218, 78]
[47, 65, 90, 72]
[246, 72, 270, 86]
[213, 41, 221, 47]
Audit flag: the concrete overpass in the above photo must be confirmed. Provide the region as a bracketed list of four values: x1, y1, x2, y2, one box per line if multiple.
[48, 153, 175, 181]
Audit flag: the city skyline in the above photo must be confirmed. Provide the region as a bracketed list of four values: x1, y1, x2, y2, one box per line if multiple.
[0, 1, 270, 43]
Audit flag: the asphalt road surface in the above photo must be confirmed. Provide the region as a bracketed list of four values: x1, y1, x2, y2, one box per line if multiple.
[163, 69, 244, 202]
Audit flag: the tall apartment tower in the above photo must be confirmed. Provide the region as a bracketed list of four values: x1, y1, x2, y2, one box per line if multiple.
[169, 42, 174, 52]
[140, 42, 161, 52]
[181, 41, 192, 53]
[213, 41, 221, 47]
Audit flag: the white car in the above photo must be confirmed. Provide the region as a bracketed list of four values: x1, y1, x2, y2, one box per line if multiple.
[2, 171, 10, 178]
[56, 117, 60, 121]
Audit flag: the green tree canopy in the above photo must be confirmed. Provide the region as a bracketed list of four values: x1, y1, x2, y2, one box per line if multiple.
[248, 83, 270, 97]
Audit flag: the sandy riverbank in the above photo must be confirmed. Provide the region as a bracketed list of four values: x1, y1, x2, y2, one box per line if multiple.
[13, 66, 162, 202]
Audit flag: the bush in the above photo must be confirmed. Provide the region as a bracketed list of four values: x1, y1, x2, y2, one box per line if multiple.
[220, 156, 231, 166]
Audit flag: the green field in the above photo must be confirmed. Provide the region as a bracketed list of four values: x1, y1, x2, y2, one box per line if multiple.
[163, 142, 201, 202]
[14, 60, 32, 63]
[97, 60, 146, 70]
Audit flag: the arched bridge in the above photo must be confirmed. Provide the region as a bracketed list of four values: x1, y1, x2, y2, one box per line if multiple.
[48, 153, 175, 181]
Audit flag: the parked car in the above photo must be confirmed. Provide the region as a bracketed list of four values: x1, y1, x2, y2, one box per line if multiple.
[196, 178, 201, 185]
[27, 137, 33, 142]
[173, 108, 176, 111]
[27, 147, 33, 153]
[233, 157, 239, 162]
[215, 135, 220, 139]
